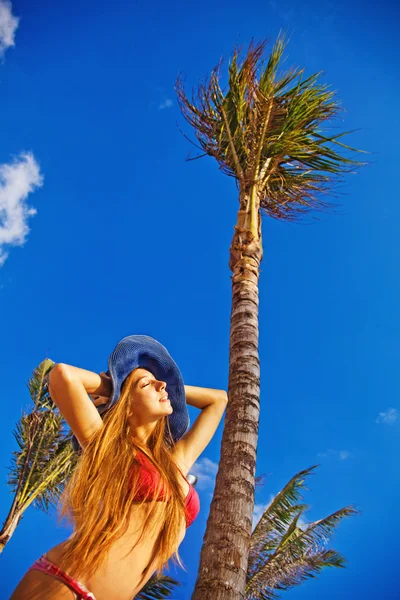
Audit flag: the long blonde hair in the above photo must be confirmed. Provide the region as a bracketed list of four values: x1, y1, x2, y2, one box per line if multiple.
[56, 368, 188, 580]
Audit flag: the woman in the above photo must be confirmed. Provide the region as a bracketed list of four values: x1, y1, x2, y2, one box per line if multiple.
[11, 335, 228, 600]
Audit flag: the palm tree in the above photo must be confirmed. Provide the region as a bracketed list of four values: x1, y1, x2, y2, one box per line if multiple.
[0, 359, 77, 552]
[246, 466, 359, 599]
[175, 35, 366, 598]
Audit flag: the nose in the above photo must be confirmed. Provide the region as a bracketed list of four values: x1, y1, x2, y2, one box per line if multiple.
[158, 380, 167, 392]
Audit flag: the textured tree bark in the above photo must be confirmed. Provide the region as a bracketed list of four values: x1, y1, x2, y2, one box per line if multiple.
[192, 191, 263, 599]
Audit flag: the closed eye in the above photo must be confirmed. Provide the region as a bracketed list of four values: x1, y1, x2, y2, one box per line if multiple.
[141, 376, 157, 388]
[143, 380, 156, 387]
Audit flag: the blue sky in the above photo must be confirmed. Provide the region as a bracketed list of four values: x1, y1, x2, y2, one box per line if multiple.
[0, 0, 399, 598]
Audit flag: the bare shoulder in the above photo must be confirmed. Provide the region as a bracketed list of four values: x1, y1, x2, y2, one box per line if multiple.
[170, 399, 227, 475]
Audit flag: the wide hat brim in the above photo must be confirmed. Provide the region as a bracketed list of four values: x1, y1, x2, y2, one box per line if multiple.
[71, 335, 189, 452]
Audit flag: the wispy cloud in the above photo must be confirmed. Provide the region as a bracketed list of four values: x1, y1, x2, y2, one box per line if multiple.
[0, 152, 43, 267]
[0, 0, 19, 59]
[376, 408, 398, 425]
[252, 500, 272, 532]
[339, 450, 351, 460]
[190, 456, 219, 492]
[158, 98, 173, 110]
[297, 515, 309, 531]
[252, 493, 275, 531]
[191, 458, 274, 523]
[252, 493, 310, 533]
[317, 448, 352, 461]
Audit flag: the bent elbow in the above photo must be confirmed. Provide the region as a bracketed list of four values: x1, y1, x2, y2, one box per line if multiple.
[219, 390, 228, 403]
[49, 363, 70, 384]
[48, 364, 75, 401]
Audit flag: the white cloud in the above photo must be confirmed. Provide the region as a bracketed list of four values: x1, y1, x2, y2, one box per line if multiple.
[376, 408, 398, 425]
[251, 493, 310, 533]
[252, 494, 274, 532]
[0, 0, 19, 58]
[339, 450, 351, 460]
[317, 448, 352, 460]
[191, 457, 274, 519]
[317, 451, 328, 459]
[0, 152, 43, 266]
[159, 98, 173, 110]
[190, 456, 219, 491]
[297, 515, 308, 531]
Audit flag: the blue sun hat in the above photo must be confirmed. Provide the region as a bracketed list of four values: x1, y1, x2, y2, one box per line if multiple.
[71, 335, 190, 453]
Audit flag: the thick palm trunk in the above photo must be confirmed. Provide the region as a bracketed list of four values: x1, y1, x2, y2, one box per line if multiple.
[192, 193, 263, 599]
[0, 496, 23, 553]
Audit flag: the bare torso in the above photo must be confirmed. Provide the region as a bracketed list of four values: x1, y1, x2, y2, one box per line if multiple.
[11, 469, 191, 600]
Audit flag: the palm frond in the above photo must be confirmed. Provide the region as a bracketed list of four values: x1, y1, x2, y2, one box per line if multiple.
[7, 358, 74, 513]
[259, 36, 287, 95]
[246, 506, 359, 598]
[33, 436, 77, 513]
[282, 505, 360, 556]
[1, 358, 77, 552]
[249, 465, 318, 571]
[134, 573, 181, 599]
[175, 35, 367, 222]
[27, 358, 55, 410]
[245, 548, 347, 600]
[8, 410, 66, 505]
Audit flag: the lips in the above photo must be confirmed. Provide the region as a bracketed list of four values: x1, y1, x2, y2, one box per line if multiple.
[159, 396, 169, 402]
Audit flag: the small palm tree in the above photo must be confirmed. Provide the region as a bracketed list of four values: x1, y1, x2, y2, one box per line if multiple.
[175, 35, 366, 598]
[0, 359, 77, 552]
[246, 466, 359, 599]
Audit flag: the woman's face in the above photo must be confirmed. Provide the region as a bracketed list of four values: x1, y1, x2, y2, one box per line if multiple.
[128, 367, 173, 423]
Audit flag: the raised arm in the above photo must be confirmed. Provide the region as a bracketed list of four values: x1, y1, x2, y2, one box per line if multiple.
[171, 385, 228, 474]
[184, 385, 227, 408]
[49, 364, 111, 449]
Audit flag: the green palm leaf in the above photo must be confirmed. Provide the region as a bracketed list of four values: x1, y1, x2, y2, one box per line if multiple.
[175, 34, 367, 224]
[1, 359, 77, 551]
[245, 464, 360, 600]
[27, 358, 56, 411]
[134, 573, 182, 599]
[248, 465, 317, 570]
[6, 359, 76, 511]
[246, 547, 347, 600]
[32, 435, 77, 513]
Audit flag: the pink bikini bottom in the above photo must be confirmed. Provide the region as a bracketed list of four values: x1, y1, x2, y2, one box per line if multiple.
[28, 554, 96, 599]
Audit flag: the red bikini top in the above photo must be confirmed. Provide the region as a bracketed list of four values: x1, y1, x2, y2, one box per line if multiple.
[130, 451, 200, 528]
